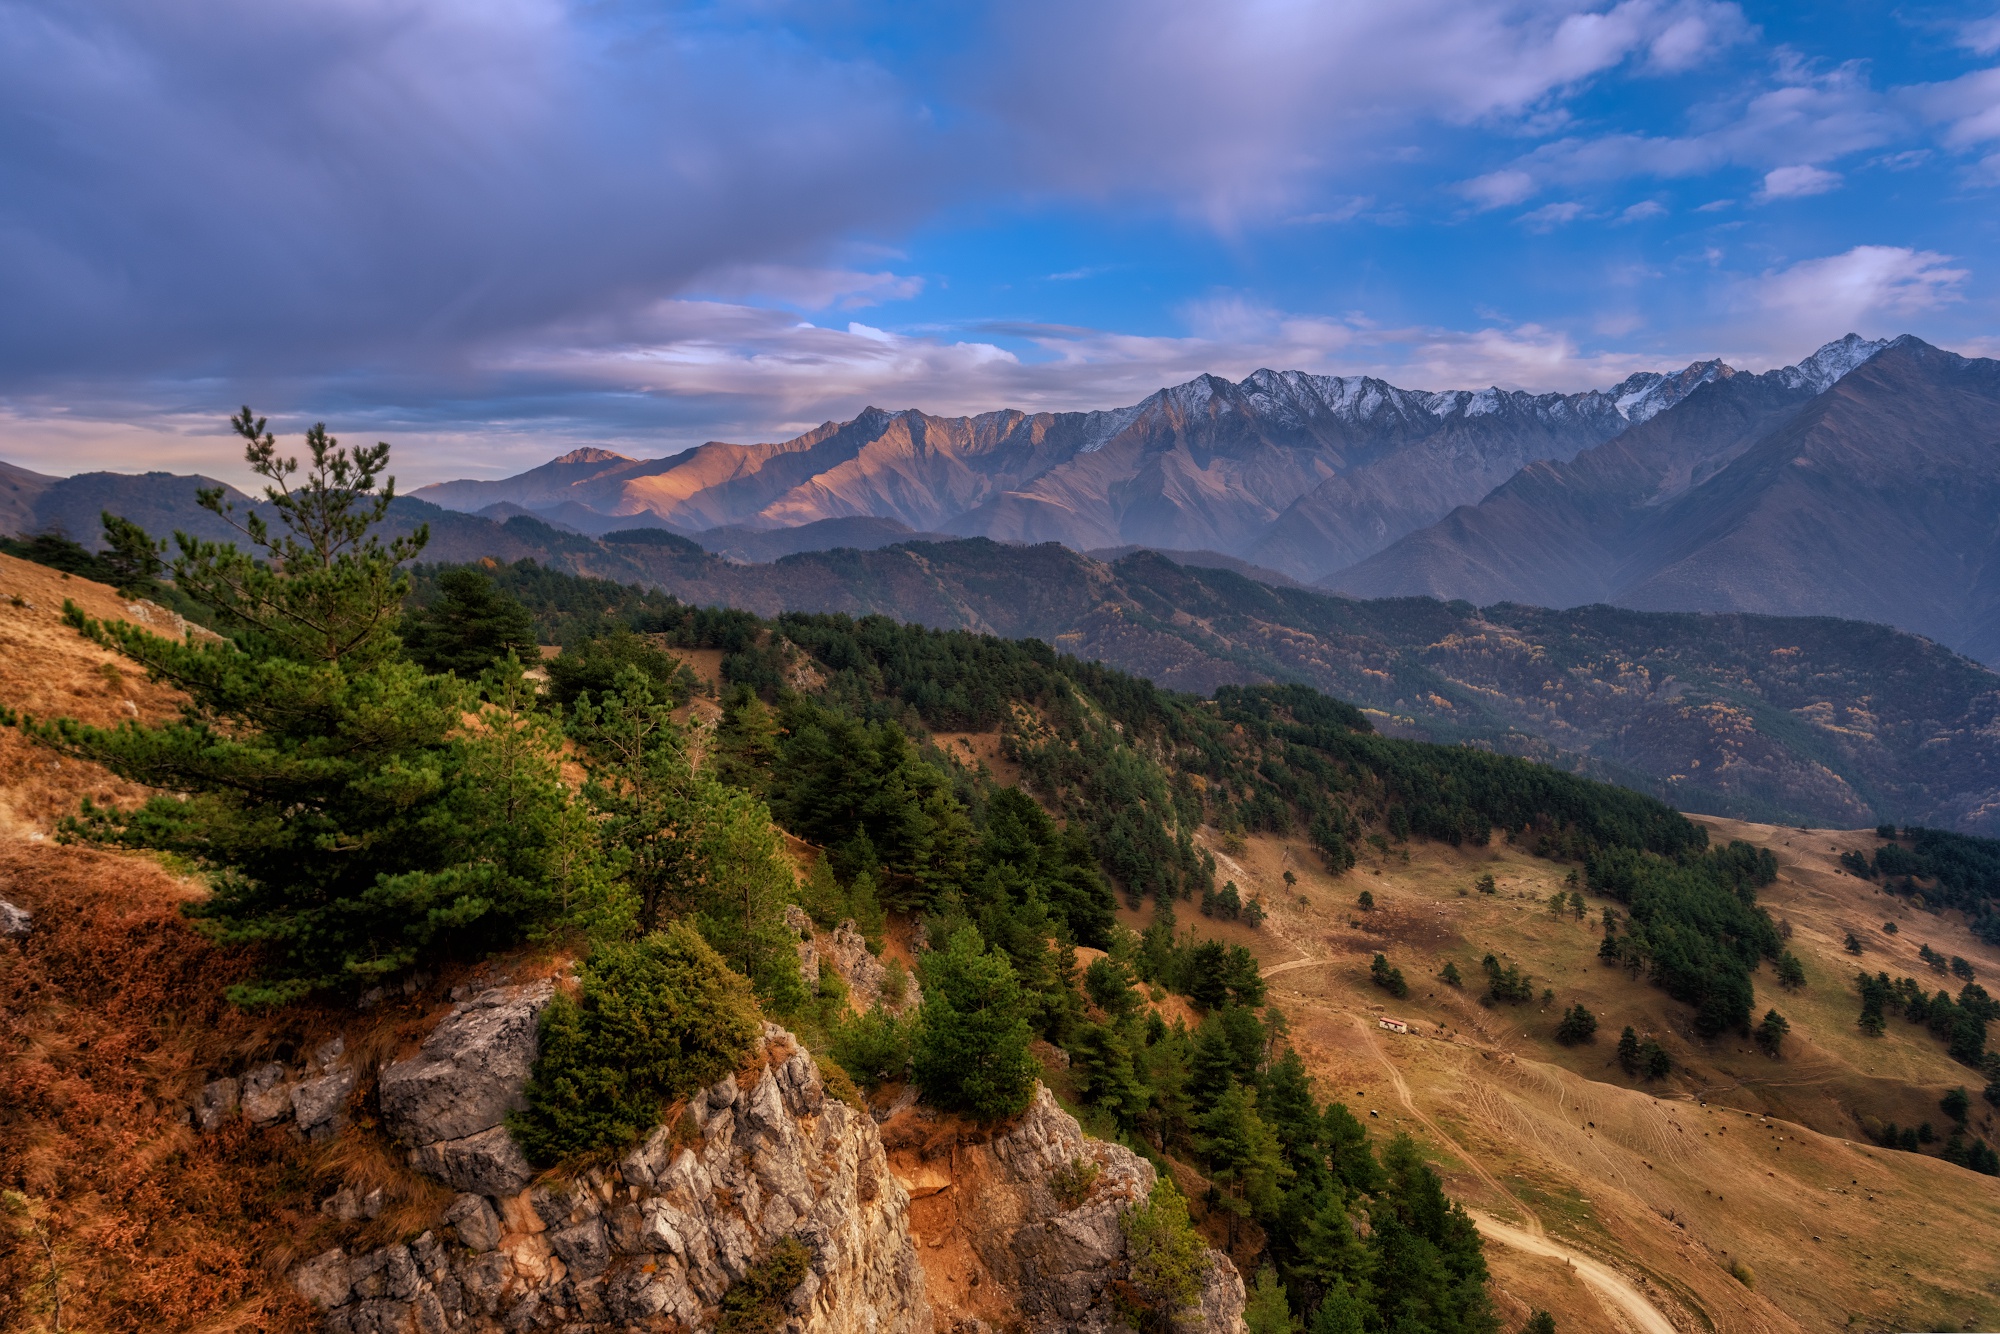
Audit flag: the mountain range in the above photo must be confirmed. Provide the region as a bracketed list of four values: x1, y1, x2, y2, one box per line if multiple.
[1335, 336, 2000, 665]
[395, 333, 2000, 668]
[410, 350, 1766, 576]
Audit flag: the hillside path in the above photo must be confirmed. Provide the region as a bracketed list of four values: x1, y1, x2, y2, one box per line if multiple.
[1467, 1210, 1679, 1334]
[1342, 1011, 1685, 1332]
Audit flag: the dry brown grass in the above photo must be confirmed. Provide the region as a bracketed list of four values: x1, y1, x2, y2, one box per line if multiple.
[1158, 821, 2000, 1333]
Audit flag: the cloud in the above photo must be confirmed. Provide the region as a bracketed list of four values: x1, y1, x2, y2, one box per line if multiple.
[1737, 245, 1967, 356]
[1482, 60, 1901, 192]
[1462, 170, 1540, 209]
[1519, 201, 1588, 229]
[0, 0, 944, 384]
[1960, 13, 2000, 56]
[1756, 164, 1842, 199]
[979, 0, 1750, 221]
[686, 266, 926, 310]
[1909, 66, 2000, 151]
[1618, 199, 1669, 220]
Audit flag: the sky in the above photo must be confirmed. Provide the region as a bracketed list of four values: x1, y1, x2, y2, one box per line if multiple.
[3, 0, 2000, 483]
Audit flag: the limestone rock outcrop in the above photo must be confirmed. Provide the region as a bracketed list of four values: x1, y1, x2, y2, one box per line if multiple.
[295, 1024, 933, 1334]
[822, 921, 920, 1016]
[375, 980, 554, 1195]
[889, 1085, 1245, 1334]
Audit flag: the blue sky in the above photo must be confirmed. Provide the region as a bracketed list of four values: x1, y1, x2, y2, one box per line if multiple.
[3, 0, 1999, 482]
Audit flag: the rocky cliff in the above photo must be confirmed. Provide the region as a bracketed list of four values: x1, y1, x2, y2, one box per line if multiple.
[264, 973, 1242, 1334]
[885, 1086, 1245, 1334]
[279, 981, 931, 1334]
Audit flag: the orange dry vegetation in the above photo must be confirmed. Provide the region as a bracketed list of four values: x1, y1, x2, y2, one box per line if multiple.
[0, 842, 321, 1334]
[0, 553, 190, 837]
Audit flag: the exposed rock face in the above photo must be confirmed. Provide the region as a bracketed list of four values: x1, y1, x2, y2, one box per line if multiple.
[0, 896, 29, 938]
[822, 921, 920, 1016]
[296, 1025, 933, 1334]
[375, 981, 554, 1195]
[380, 982, 555, 1144]
[888, 1085, 1245, 1334]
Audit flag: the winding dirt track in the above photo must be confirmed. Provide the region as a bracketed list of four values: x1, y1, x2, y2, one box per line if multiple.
[1266, 955, 1683, 1334]
[1467, 1211, 1679, 1334]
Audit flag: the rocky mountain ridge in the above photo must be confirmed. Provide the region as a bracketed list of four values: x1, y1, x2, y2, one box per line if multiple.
[1334, 336, 2000, 663]
[403, 349, 1770, 577]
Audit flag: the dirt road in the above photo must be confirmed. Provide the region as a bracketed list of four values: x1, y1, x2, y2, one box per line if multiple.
[1323, 1003, 1684, 1333]
[1467, 1211, 1679, 1334]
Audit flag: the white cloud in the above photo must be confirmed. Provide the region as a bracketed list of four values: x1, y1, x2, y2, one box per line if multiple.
[1756, 164, 1842, 199]
[1483, 61, 1900, 192]
[1737, 245, 1967, 356]
[983, 0, 1750, 221]
[686, 265, 926, 310]
[1462, 169, 1539, 209]
[1960, 13, 2000, 56]
[1519, 201, 1587, 229]
[1909, 66, 2000, 151]
[1618, 199, 1668, 220]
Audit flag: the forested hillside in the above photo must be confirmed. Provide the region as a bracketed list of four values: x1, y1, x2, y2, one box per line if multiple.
[395, 532, 2000, 836]
[13, 469, 2000, 836]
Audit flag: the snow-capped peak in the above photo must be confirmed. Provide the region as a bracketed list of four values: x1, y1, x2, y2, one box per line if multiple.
[1777, 333, 1891, 394]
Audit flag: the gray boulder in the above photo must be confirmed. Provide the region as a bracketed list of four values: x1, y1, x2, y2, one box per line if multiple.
[291, 1248, 352, 1310]
[0, 898, 29, 939]
[240, 1061, 292, 1126]
[443, 1193, 503, 1253]
[377, 981, 552, 1146]
[292, 1066, 356, 1140]
[409, 1125, 535, 1197]
[196, 1076, 240, 1131]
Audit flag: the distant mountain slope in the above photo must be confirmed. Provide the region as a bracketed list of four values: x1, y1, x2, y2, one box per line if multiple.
[382, 506, 2000, 835]
[4, 468, 1995, 831]
[408, 359, 1739, 575]
[0, 459, 55, 537]
[1331, 337, 2000, 666]
[692, 515, 954, 563]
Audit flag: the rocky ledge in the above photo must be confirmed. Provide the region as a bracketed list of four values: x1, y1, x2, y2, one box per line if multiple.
[290, 990, 930, 1334]
[888, 1085, 1245, 1334]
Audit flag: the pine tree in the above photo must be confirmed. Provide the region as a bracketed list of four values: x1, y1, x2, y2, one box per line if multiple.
[1776, 952, 1807, 990]
[912, 926, 1037, 1119]
[98, 510, 166, 596]
[400, 567, 536, 676]
[1308, 1282, 1368, 1334]
[510, 923, 761, 1163]
[1198, 1083, 1291, 1244]
[1754, 1009, 1790, 1058]
[9, 412, 577, 1004]
[1122, 1179, 1207, 1318]
[1617, 1026, 1641, 1075]
[1244, 1265, 1299, 1334]
[1555, 1004, 1597, 1045]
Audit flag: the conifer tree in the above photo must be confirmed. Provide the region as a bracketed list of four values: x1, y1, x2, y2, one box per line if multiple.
[401, 567, 537, 676]
[10, 411, 574, 1004]
[1617, 1026, 1641, 1075]
[1555, 1004, 1598, 1045]
[1754, 1009, 1790, 1057]
[912, 925, 1037, 1119]
[1244, 1265, 1300, 1334]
